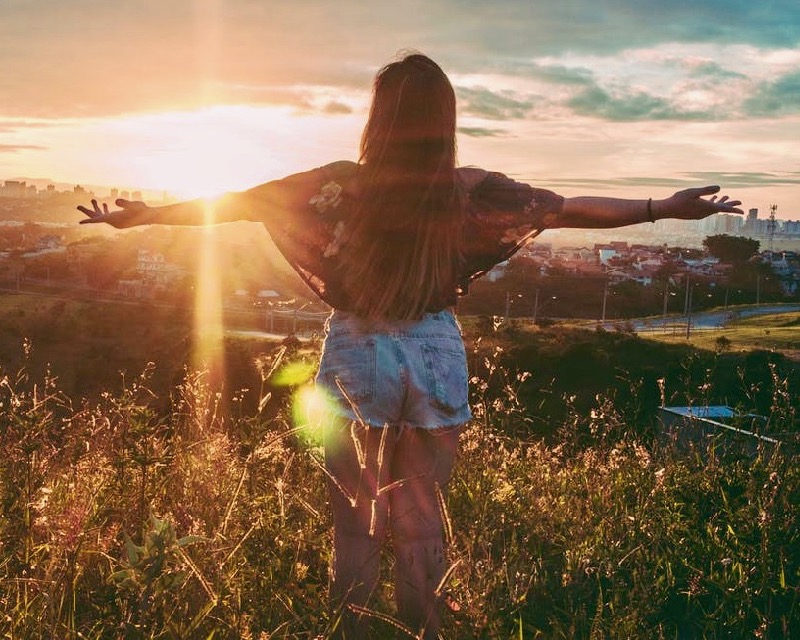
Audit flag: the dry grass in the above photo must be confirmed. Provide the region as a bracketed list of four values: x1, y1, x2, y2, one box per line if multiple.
[1, 338, 798, 638]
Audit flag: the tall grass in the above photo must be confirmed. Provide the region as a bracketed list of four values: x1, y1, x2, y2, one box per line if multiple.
[1, 339, 798, 638]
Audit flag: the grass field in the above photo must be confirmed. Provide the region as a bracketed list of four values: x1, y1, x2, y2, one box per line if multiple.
[642, 311, 800, 359]
[1, 293, 799, 637]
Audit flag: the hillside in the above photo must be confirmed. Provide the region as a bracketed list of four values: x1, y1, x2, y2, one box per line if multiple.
[0, 298, 798, 638]
[2, 292, 796, 439]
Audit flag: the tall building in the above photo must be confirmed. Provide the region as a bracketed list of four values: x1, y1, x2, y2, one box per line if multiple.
[2, 180, 26, 198]
[744, 208, 758, 234]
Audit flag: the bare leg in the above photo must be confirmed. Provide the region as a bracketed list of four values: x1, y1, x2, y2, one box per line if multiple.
[390, 425, 461, 640]
[325, 421, 394, 638]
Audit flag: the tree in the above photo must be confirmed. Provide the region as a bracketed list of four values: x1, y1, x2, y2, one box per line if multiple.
[703, 234, 759, 264]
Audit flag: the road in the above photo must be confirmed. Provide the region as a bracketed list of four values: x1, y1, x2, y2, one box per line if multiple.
[625, 304, 800, 333]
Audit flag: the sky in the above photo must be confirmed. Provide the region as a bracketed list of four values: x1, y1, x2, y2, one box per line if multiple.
[1, 0, 800, 217]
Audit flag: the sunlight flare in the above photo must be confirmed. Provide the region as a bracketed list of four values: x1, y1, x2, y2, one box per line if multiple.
[192, 201, 225, 391]
[291, 384, 338, 447]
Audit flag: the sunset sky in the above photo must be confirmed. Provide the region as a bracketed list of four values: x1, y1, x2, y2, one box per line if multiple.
[1, 0, 799, 217]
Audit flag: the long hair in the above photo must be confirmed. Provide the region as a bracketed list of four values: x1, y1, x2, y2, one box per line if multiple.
[339, 53, 463, 321]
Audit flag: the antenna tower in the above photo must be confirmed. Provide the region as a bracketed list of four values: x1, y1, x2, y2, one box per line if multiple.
[768, 204, 777, 254]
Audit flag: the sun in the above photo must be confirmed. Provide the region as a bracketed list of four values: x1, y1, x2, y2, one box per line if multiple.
[105, 105, 299, 199]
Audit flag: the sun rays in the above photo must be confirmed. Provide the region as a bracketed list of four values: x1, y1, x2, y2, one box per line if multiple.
[191, 200, 226, 394]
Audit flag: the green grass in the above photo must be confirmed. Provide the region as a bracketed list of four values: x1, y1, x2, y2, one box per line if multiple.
[643, 312, 800, 358]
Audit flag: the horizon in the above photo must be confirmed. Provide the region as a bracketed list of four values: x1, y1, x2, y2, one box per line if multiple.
[1, 1, 799, 218]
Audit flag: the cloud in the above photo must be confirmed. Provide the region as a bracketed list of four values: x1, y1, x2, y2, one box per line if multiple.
[0, 144, 47, 153]
[0, 120, 56, 131]
[688, 61, 747, 80]
[473, 59, 595, 86]
[212, 83, 359, 115]
[322, 101, 353, 115]
[532, 176, 690, 190]
[457, 126, 509, 138]
[456, 86, 537, 120]
[533, 171, 800, 191]
[681, 171, 800, 187]
[1, 0, 799, 122]
[566, 84, 715, 121]
[527, 64, 595, 86]
[742, 70, 800, 116]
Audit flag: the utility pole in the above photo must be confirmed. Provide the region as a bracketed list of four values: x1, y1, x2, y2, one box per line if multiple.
[662, 282, 669, 332]
[756, 274, 761, 305]
[532, 287, 540, 324]
[683, 274, 691, 316]
[601, 277, 609, 324]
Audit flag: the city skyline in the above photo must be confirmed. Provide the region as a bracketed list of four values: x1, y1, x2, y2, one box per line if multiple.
[1, 0, 799, 217]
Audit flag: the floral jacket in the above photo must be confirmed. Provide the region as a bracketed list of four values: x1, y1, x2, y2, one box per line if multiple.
[240, 160, 563, 311]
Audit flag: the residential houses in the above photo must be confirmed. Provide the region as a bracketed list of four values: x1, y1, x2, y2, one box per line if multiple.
[515, 240, 800, 295]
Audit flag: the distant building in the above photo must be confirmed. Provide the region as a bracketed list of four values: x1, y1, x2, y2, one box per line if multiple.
[118, 279, 145, 298]
[36, 235, 63, 251]
[1, 180, 27, 198]
[67, 241, 105, 270]
[785, 220, 800, 235]
[528, 242, 552, 258]
[701, 213, 743, 235]
[136, 249, 185, 286]
[597, 247, 618, 265]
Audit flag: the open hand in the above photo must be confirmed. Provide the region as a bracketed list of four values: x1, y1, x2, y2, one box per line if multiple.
[77, 198, 151, 228]
[660, 186, 743, 221]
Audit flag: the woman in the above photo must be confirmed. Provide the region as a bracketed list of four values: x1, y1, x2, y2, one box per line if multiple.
[79, 53, 742, 638]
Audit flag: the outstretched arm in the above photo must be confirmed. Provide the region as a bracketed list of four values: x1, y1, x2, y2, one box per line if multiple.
[554, 186, 743, 229]
[78, 190, 260, 228]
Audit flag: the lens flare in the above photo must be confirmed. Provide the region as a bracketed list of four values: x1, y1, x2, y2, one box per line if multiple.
[191, 201, 225, 393]
[272, 361, 316, 387]
[291, 384, 339, 447]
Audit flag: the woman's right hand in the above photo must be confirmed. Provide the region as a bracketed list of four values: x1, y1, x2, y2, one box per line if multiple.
[77, 198, 152, 228]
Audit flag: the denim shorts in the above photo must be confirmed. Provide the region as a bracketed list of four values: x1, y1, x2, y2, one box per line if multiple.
[315, 309, 472, 429]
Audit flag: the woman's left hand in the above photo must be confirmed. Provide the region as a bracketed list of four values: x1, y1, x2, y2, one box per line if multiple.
[657, 186, 743, 221]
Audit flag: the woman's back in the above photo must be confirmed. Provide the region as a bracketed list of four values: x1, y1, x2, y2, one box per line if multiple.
[338, 53, 463, 321]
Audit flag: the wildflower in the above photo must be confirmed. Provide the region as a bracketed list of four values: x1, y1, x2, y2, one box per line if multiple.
[634, 443, 652, 468]
[492, 480, 515, 504]
[295, 561, 309, 580]
[654, 467, 666, 490]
